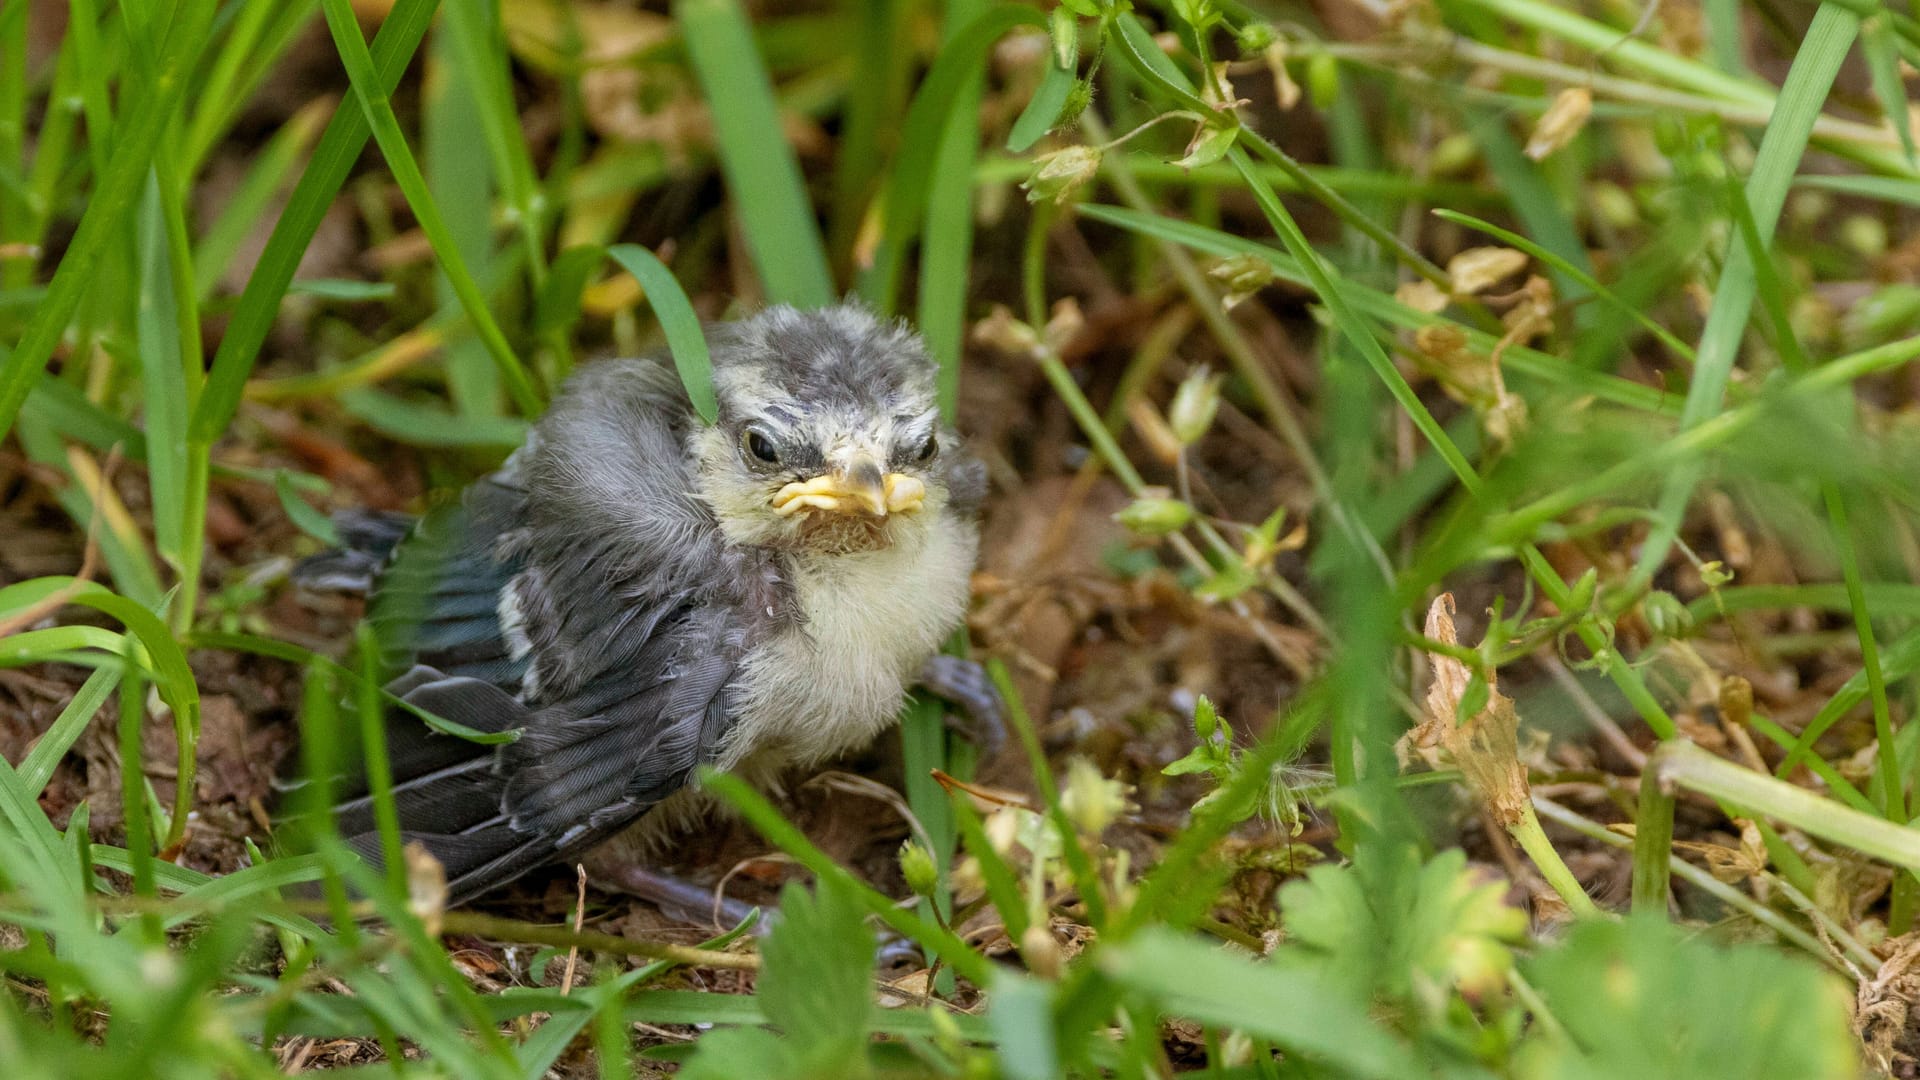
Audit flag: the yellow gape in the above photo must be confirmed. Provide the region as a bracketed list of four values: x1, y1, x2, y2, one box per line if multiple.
[771, 472, 925, 517]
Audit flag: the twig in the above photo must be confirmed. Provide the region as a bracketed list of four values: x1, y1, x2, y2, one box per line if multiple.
[561, 864, 587, 995]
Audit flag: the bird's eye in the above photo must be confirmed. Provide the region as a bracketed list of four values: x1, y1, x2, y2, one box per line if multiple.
[913, 433, 938, 462]
[742, 428, 781, 465]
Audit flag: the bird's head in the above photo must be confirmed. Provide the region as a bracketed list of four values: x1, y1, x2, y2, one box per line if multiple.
[689, 305, 970, 555]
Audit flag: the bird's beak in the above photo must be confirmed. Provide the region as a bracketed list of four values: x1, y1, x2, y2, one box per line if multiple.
[771, 451, 925, 518]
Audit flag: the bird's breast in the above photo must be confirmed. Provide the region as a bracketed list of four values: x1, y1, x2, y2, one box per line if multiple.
[720, 517, 977, 770]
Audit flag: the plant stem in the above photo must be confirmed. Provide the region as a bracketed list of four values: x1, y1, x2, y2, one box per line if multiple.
[1631, 771, 1676, 916]
[1508, 802, 1601, 918]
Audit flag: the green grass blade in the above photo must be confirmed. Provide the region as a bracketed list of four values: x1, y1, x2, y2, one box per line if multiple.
[918, 0, 988, 421]
[674, 0, 834, 308]
[18, 665, 120, 796]
[192, 99, 329, 302]
[318, 0, 542, 417]
[827, 0, 910, 272]
[425, 27, 504, 418]
[856, 3, 1045, 313]
[0, 0, 217, 442]
[1862, 13, 1918, 168]
[336, 391, 530, 450]
[181, 0, 313, 176]
[191, 0, 440, 446]
[1636, 3, 1860, 586]
[1795, 173, 1920, 208]
[440, 0, 548, 286]
[136, 172, 190, 577]
[607, 244, 718, 423]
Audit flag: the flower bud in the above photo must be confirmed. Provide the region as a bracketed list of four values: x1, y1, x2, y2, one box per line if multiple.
[1049, 7, 1078, 70]
[1020, 924, 1064, 979]
[1563, 567, 1598, 615]
[1060, 757, 1127, 836]
[1236, 22, 1277, 52]
[898, 840, 940, 897]
[1589, 180, 1638, 230]
[1429, 132, 1478, 176]
[1024, 144, 1102, 205]
[1719, 675, 1754, 729]
[1306, 51, 1339, 110]
[404, 841, 448, 937]
[1642, 590, 1693, 638]
[1115, 496, 1194, 536]
[1059, 79, 1094, 126]
[1207, 254, 1273, 310]
[1167, 366, 1224, 445]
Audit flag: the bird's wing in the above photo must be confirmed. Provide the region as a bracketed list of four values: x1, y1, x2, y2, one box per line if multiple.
[325, 356, 782, 904]
[334, 580, 744, 899]
[363, 474, 531, 690]
[294, 472, 531, 691]
[335, 596, 746, 905]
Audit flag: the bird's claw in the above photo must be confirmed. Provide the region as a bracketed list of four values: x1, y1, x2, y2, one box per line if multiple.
[917, 654, 1007, 756]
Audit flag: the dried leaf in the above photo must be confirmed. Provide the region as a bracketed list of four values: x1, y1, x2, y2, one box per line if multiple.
[1447, 246, 1529, 296]
[1395, 278, 1450, 314]
[1413, 594, 1530, 826]
[1525, 87, 1593, 161]
[1263, 42, 1301, 110]
[1673, 819, 1767, 884]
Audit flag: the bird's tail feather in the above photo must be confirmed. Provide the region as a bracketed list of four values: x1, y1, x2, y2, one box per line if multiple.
[289, 665, 552, 902]
[292, 509, 417, 594]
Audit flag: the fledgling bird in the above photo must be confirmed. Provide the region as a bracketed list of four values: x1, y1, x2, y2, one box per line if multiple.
[294, 304, 993, 906]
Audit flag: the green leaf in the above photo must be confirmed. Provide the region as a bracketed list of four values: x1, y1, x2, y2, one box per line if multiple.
[1517, 917, 1855, 1080]
[1007, 56, 1076, 153]
[987, 973, 1057, 1080]
[282, 278, 398, 301]
[1278, 847, 1527, 1007]
[674, 0, 834, 309]
[607, 244, 718, 425]
[275, 470, 340, 546]
[1176, 122, 1238, 170]
[756, 876, 875, 1069]
[18, 665, 119, 796]
[1160, 747, 1220, 777]
[136, 171, 191, 575]
[677, 1028, 796, 1080]
[1097, 927, 1422, 1078]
